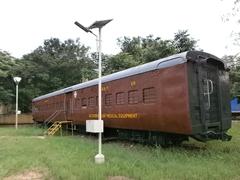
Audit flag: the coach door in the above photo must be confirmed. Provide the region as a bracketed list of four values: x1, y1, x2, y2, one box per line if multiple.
[198, 61, 220, 129]
[65, 92, 73, 119]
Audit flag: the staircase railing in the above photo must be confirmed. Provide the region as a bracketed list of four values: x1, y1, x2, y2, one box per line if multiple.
[44, 121, 73, 136]
[43, 110, 64, 128]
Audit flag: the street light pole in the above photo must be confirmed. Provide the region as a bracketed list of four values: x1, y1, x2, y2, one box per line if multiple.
[16, 82, 18, 129]
[13, 77, 21, 129]
[98, 27, 102, 156]
[74, 19, 112, 164]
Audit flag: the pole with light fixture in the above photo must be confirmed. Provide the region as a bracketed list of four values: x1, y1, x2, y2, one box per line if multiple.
[13, 77, 21, 129]
[74, 19, 112, 164]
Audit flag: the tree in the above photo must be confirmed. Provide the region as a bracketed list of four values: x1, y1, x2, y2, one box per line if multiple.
[104, 30, 198, 74]
[14, 38, 97, 112]
[229, 65, 240, 98]
[0, 51, 16, 105]
[221, 0, 240, 99]
[173, 30, 198, 53]
[103, 53, 140, 75]
[223, 54, 240, 98]
[117, 35, 177, 63]
[222, 0, 240, 48]
[141, 35, 176, 63]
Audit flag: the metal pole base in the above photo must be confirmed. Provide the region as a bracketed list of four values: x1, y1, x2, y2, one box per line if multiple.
[95, 153, 105, 164]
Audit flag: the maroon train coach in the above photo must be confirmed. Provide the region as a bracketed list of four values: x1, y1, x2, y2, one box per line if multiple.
[32, 51, 232, 145]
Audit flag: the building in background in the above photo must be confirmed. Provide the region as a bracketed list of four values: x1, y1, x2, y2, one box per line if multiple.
[0, 103, 12, 115]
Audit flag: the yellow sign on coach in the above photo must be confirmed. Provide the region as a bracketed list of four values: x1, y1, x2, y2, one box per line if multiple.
[89, 113, 138, 119]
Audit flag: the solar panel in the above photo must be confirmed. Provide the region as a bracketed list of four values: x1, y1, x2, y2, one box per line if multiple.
[88, 19, 113, 29]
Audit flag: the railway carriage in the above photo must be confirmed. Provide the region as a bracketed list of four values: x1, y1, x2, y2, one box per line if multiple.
[32, 51, 232, 145]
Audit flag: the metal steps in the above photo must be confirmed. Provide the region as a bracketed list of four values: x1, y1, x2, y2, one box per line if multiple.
[45, 121, 62, 135]
[45, 121, 73, 136]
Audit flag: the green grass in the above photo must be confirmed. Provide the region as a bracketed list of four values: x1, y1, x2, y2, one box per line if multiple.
[0, 123, 240, 180]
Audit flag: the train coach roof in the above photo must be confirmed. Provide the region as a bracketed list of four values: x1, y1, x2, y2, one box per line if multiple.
[32, 51, 226, 102]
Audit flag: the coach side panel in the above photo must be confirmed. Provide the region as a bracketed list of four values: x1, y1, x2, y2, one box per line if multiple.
[70, 63, 192, 135]
[32, 94, 65, 122]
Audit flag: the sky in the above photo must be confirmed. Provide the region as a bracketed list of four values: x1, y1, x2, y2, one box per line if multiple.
[0, 0, 239, 58]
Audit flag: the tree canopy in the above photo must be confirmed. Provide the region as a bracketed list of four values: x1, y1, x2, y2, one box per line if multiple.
[103, 30, 198, 74]
[223, 54, 240, 98]
[0, 51, 16, 105]
[221, 0, 240, 98]
[5, 38, 97, 112]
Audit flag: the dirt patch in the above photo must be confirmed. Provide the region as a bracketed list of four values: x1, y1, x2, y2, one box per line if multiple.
[3, 170, 45, 180]
[107, 176, 133, 180]
[0, 136, 45, 139]
[36, 136, 45, 139]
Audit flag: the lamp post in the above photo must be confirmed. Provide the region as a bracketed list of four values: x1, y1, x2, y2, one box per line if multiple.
[74, 19, 112, 164]
[13, 77, 21, 129]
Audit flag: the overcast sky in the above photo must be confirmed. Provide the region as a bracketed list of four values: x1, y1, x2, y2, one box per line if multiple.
[0, 0, 239, 58]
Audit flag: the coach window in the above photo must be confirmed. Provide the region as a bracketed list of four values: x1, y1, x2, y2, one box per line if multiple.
[81, 98, 87, 108]
[143, 87, 156, 104]
[128, 90, 138, 104]
[116, 92, 125, 105]
[105, 94, 112, 106]
[88, 97, 95, 107]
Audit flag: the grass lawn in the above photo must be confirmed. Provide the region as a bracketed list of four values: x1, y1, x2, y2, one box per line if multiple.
[0, 123, 240, 180]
